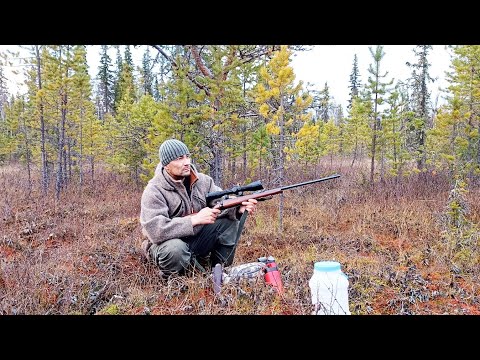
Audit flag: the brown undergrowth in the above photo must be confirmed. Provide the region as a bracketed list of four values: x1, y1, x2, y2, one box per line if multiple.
[1, 163, 479, 315]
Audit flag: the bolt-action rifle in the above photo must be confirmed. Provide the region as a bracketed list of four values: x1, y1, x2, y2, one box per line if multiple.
[207, 174, 340, 210]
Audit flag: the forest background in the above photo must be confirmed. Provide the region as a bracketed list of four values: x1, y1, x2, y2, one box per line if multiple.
[0, 45, 479, 315]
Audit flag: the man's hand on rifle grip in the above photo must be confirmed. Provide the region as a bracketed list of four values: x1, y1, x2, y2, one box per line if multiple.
[190, 207, 221, 226]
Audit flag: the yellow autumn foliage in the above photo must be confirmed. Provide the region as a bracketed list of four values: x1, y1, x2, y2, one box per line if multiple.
[266, 122, 280, 135]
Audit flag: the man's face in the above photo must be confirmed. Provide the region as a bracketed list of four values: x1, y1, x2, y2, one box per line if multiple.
[165, 154, 191, 180]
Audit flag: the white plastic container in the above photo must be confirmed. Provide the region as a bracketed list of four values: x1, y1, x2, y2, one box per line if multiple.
[309, 261, 351, 315]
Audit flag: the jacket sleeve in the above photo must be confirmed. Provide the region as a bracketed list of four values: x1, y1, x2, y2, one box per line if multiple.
[140, 184, 194, 244]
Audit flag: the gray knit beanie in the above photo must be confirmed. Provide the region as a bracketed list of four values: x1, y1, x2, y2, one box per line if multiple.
[159, 139, 190, 166]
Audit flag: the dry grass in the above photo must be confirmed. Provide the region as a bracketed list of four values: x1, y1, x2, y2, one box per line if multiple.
[1, 162, 479, 315]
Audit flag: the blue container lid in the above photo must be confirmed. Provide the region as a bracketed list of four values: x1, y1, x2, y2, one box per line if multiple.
[314, 261, 341, 272]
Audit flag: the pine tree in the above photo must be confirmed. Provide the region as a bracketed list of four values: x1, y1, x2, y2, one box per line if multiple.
[253, 45, 312, 232]
[366, 45, 393, 185]
[110, 92, 159, 186]
[0, 49, 16, 122]
[445, 45, 480, 175]
[342, 96, 372, 167]
[295, 121, 321, 168]
[237, 61, 260, 182]
[1, 97, 18, 163]
[428, 45, 480, 177]
[322, 119, 341, 167]
[39, 45, 77, 198]
[0, 65, 8, 121]
[150, 45, 290, 186]
[0, 50, 14, 164]
[382, 86, 411, 178]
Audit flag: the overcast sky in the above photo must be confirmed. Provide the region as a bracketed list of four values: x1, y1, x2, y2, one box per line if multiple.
[1, 45, 453, 112]
[290, 45, 452, 112]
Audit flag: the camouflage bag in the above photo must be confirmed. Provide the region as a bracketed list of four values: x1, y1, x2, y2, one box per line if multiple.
[222, 262, 267, 284]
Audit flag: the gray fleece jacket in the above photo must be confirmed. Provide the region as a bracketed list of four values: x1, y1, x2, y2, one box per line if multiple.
[140, 163, 238, 245]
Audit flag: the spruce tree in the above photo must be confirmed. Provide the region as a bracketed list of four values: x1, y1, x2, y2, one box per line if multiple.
[406, 45, 434, 171]
[113, 46, 124, 113]
[96, 45, 114, 119]
[348, 54, 361, 112]
[140, 47, 154, 96]
[318, 82, 331, 123]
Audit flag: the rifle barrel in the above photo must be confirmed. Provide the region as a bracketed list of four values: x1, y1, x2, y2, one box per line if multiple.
[280, 174, 340, 191]
[213, 174, 340, 210]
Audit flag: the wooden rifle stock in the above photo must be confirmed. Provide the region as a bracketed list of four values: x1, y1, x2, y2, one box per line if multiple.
[213, 188, 283, 210]
[213, 174, 340, 211]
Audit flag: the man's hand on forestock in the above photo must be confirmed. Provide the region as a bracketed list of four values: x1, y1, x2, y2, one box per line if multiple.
[238, 198, 258, 215]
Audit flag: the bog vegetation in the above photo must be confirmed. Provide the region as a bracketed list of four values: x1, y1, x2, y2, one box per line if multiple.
[0, 45, 479, 314]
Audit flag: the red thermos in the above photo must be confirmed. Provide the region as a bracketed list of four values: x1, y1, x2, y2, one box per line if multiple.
[259, 256, 284, 294]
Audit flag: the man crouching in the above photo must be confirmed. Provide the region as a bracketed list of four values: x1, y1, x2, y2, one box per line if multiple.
[140, 139, 257, 277]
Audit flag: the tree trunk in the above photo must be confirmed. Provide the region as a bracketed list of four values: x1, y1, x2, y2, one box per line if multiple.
[278, 97, 285, 234]
[351, 139, 358, 167]
[20, 104, 32, 196]
[90, 156, 95, 185]
[35, 45, 48, 195]
[55, 92, 67, 200]
[242, 128, 247, 183]
[67, 139, 72, 181]
[211, 97, 224, 187]
[79, 106, 84, 186]
[380, 137, 385, 184]
[370, 83, 380, 188]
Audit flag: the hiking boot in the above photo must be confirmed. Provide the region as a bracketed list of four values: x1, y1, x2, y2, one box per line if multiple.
[190, 255, 208, 274]
[197, 254, 212, 269]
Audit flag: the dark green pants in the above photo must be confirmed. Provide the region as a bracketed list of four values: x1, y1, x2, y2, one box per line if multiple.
[148, 215, 245, 276]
